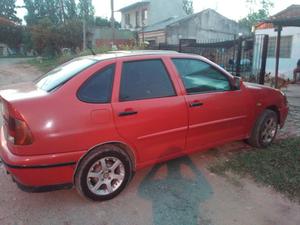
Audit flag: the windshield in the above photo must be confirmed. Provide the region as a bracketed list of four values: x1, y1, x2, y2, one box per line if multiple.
[35, 58, 98, 92]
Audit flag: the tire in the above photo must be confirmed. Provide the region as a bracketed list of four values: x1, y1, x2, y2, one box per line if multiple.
[75, 144, 132, 201]
[247, 109, 278, 148]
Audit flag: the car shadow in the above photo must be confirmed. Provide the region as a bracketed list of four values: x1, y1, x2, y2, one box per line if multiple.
[138, 156, 213, 225]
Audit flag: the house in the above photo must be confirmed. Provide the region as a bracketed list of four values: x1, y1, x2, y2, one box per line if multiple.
[119, 0, 186, 31]
[254, 5, 300, 79]
[139, 9, 248, 45]
[165, 9, 248, 45]
[0, 43, 11, 56]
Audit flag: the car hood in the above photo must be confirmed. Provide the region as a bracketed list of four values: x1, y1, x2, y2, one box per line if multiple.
[0, 82, 47, 102]
[243, 82, 276, 91]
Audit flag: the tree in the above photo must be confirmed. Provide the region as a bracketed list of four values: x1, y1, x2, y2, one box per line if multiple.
[64, 0, 78, 20]
[0, 0, 21, 23]
[0, 17, 22, 47]
[78, 0, 94, 22]
[95, 17, 121, 28]
[239, 0, 274, 32]
[182, 0, 194, 15]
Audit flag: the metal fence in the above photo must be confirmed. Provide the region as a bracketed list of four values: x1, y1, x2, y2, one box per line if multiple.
[149, 36, 260, 81]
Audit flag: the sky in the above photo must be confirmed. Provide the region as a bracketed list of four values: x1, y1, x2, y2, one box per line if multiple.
[16, 0, 300, 23]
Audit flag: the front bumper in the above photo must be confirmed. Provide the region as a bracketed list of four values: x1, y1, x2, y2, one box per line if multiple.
[0, 128, 85, 190]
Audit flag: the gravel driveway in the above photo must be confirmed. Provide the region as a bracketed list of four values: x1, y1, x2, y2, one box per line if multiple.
[0, 58, 299, 225]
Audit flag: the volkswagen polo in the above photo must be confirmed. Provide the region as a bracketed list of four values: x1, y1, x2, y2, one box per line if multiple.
[0, 51, 288, 201]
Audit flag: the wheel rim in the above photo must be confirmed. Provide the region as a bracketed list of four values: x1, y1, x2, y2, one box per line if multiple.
[87, 157, 125, 196]
[261, 117, 277, 144]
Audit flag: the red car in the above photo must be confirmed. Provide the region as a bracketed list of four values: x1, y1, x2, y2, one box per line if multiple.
[0, 51, 288, 201]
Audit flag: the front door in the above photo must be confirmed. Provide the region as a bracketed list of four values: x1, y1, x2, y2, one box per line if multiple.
[112, 58, 188, 166]
[171, 58, 248, 152]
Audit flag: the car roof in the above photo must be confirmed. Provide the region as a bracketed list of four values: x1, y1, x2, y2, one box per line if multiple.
[83, 50, 184, 61]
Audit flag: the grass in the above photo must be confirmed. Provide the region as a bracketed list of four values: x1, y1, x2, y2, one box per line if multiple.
[209, 138, 300, 202]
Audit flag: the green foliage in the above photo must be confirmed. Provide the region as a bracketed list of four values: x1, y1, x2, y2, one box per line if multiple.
[95, 17, 121, 28]
[29, 18, 83, 56]
[0, 17, 22, 48]
[239, 0, 274, 32]
[209, 138, 300, 202]
[0, 0, 21, 23]
[24, 0, 88, 25]
[182, 0, 194, 15]
[78, 0, 95, 23]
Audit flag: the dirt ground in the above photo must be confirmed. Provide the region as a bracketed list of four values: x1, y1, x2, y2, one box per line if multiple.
[0, 58, 300, 225]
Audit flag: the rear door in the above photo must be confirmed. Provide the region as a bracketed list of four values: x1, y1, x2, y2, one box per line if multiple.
[112, 57, 188, 166]
[171, 58, 249, 152]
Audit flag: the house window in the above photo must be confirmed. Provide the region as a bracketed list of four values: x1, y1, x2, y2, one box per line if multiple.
[142, 9, 148, 22]
[136, 11, 140, 27]
[125, 14, 130, 26]
[267, 36, 293, 58]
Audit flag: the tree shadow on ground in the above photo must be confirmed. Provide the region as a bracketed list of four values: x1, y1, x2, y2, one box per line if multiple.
[138, 156, 213, 225]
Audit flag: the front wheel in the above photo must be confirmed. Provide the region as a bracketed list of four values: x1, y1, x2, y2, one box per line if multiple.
[247, 109, 278, 148]
[75, 145, 132, 201]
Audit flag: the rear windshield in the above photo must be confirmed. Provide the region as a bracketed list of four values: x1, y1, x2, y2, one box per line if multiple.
[35, 58, 98, 92]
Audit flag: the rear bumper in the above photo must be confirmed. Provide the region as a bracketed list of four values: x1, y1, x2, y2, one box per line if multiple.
[0, 128, 85, 189]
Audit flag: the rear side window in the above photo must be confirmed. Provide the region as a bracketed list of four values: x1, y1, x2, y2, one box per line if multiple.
[120, 59, 176, 101]
[77, 64, 115, 103]
[36, 58, 97, 92]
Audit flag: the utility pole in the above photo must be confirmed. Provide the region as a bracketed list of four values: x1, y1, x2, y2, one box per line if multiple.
[111, 0, 115, 45]
[83, 19, 86, 51]
[82, 1, 87, 51]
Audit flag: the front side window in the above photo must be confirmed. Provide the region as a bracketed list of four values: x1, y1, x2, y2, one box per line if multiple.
[172, 58, 231, 94]
[120, 59, 176, 101]
[77, 64, 115, 103]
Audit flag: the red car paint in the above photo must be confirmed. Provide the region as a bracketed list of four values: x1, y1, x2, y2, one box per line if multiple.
[0, 51, 288, 189]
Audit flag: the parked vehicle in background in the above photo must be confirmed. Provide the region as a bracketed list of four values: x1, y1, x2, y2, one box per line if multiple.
[0, 51, 288, 201]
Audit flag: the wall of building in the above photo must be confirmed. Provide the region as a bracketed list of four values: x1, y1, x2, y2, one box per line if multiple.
[91, 27, 135, 47]
[121, 6, 149, 30]
[255, 27, 300, 79]
[139, 30, 166, 45]
[165, 9, 247, 45]
[147, 0, 186, 25]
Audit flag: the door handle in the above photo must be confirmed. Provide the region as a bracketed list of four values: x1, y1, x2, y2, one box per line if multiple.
[189, 102, 204, 107]
[118, 110, 138, 117]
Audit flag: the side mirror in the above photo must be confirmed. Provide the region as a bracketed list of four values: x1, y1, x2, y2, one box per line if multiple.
[232, 76, 241, 90]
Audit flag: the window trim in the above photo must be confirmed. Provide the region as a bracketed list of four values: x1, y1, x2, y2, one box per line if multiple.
[77, 63, 116, 104]
[35, 59, 98, 93]
[171, 57, 235, 95]
[119, 58, 177, 102]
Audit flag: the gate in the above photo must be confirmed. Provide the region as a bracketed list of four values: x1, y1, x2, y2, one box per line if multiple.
[150, 35, 269, 83]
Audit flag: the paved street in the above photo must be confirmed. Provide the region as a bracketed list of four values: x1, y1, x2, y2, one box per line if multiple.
[0, 58, 300, 225]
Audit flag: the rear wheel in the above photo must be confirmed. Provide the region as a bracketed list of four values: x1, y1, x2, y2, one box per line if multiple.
[75, 145, 132, 201]
[247, 109, 278, 148]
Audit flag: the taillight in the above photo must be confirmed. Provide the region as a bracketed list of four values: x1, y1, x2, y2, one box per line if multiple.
[7, 116, 33, 145]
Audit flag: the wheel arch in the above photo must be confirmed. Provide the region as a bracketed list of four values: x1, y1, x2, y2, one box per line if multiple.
[266, 105, 280, 124]
[73, 141, 137, 184]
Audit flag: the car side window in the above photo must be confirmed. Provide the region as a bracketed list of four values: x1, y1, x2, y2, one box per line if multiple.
[77, 64, 115, 103]
[172, 58, 231, 94]
[120, 59, 176, 101]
